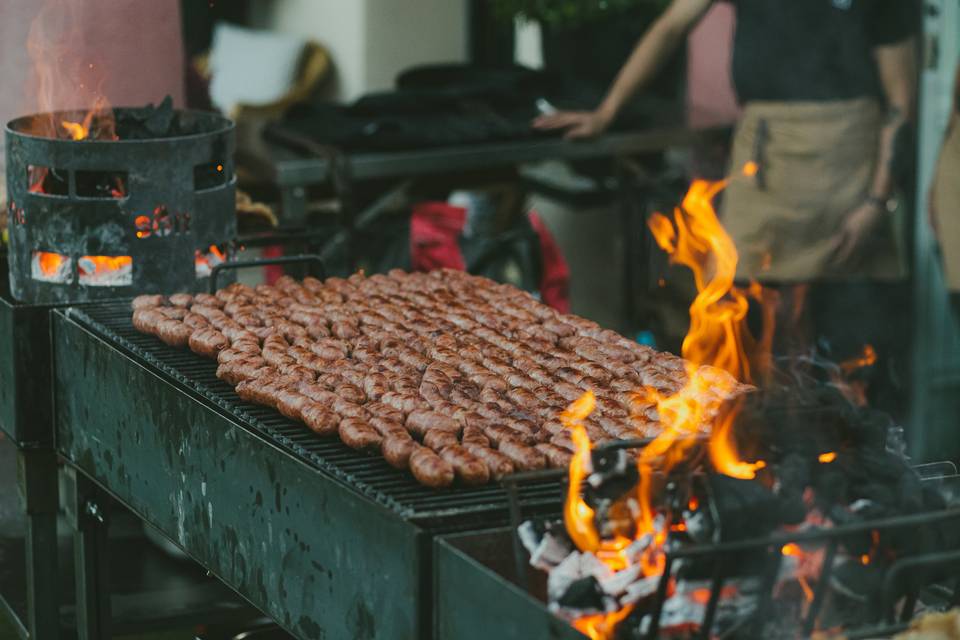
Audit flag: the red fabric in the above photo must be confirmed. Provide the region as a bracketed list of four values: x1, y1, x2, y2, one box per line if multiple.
[410, 201, 571, 312]
[528, 212, 571, 314]
[410, 202, 467, 272]
[262, 244, 285, 285]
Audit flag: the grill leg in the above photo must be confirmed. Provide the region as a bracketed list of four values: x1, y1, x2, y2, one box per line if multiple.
[65, 468, 111, 640]
[18, 449, 60, 640]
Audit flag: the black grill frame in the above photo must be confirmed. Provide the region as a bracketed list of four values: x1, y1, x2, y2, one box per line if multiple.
[69, 302, 564, 528]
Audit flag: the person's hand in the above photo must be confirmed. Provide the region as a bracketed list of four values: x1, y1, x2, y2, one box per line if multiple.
[532, 110, 613, 140]
[828, 199, 885, 267]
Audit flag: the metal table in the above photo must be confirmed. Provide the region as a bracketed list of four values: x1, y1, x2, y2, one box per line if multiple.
[238, 125, 722, 334]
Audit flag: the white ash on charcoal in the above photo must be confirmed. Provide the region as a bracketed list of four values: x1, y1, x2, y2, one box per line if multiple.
[517, 519, 573, 571]
[633, 579, 760, 638]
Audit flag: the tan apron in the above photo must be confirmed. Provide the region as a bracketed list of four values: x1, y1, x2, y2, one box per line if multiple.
[933, 121, 960, 292]
[722, 98, 904, 282]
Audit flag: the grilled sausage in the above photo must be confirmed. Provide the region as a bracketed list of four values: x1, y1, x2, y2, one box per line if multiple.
[382, 437, 419, 470]
[409, 447, 455, 488]
[132, 309, 165, 333]
[535, 443, 574, 469]
[423, 429, 459, 451]
[189, 328, 229, 358]
[498, 440, 547, 471]
[275, 389, 311, 421]
[405, 411, 461, 438]
[339, 418, 382, 451]
[439, 445, 490, 486]
[300, 402, 339, 436]
[463, 444, 515, 480]
[155, 319, 193, 348]
[369, 416, 410, 440]
[334, 383, 366, 405]
[132, 294, 165, 310]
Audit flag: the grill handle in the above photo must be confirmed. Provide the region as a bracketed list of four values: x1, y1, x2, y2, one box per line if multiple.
[209, 255, 327, 293]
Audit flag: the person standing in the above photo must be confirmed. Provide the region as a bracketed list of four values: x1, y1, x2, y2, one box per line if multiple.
[535, 0, 919, 413]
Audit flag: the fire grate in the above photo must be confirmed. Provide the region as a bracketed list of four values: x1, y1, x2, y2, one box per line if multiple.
[5, 107, 236, 304]
[67, 302, 565, 528]
[502, 452, 960, 640]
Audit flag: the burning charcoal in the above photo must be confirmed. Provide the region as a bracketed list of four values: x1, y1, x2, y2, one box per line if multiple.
[597, 563, 644, 597]
[620, 575, 661, 606]
[547, 551, 612, 603]
[829, 558, 885, 604]
[557, 576, 606, 612]
[708, 474, 782, 541]
[776, 452, 811, 525]
[587, 448, 639, 502]
[518, 520, 574, 571]
[116, 96, 182, 139]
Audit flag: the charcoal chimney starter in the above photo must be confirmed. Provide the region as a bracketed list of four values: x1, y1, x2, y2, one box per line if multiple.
[5, 108, 236, 303]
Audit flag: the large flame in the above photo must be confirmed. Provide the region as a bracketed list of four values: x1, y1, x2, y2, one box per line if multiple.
[560, 175, 769, 639]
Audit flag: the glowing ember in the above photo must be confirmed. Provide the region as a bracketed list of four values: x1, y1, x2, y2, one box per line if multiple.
[839, 344, 877, 375]
[572, 604, 636, 640]
[32, 250, 72, 283]
[195, 245, 227, 278]
[78, 255, 132, 286]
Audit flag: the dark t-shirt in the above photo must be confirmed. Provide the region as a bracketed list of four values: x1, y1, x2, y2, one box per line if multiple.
[724, 0, 918, 102]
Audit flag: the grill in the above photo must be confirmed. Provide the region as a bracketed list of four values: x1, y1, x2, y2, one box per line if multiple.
[53, 301, 571, 639]
[68, 302, 564, 526]
[437, 486, 960, 640]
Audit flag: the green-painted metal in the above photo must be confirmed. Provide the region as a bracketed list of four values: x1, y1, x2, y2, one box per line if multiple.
[53, 311, 426, 640]
[433, 529, 584, 640]
[0, 284, 58, 446]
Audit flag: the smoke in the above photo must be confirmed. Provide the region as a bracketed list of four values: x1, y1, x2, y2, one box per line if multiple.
[0, 0, 187, 186]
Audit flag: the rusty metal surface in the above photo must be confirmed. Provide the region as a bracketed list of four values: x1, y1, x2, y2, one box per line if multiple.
[53, 310, 425, 640]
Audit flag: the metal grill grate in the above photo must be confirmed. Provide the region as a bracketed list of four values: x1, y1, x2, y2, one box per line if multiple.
[67, 303, 564, 528]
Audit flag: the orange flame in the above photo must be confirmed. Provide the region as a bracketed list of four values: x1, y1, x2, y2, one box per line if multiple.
[559, 175, 770, 640]
[839, 344, 877, 375]
[646, 179, 766, 480]
[572, 604, 636, 640]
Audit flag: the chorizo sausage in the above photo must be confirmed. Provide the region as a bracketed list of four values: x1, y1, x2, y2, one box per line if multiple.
[439, 445, 490, 486]
[409, 447, 455, 488]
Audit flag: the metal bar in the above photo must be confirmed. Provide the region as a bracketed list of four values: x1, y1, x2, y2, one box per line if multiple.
[65, 468, 112, 640]
[802, 540, 838, 637]
[899, 592, 918, 624]
[698, 560, 725, 640]
[745, 546, 782, 639]
[672, 507, 960, 560]
[504, 480, 530, 593]
[646, 556, 674, 640]
[17, 448, 60, 640]
[881, 549, 960, 624]
[266, 127, 713, 186]
[209, 254, 327, 292]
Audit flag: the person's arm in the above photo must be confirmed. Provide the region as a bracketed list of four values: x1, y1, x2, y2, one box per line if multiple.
[533, 0, 713, 139]
[831, 38, 918, 264]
